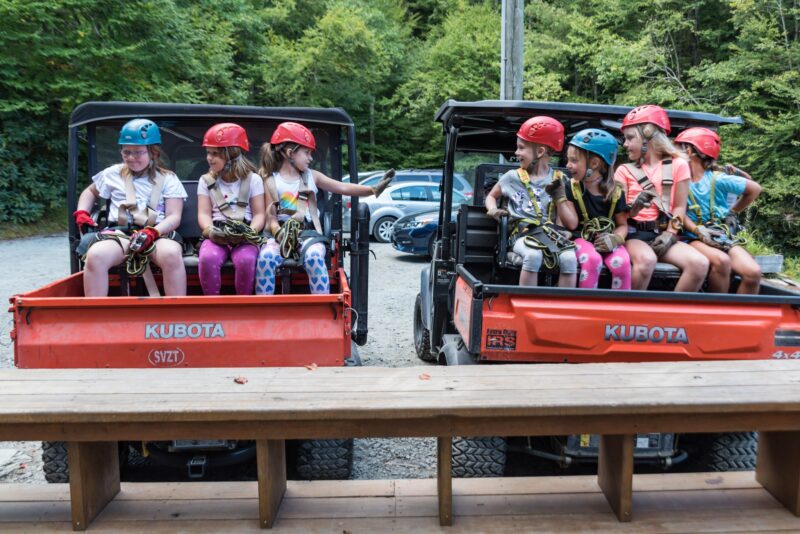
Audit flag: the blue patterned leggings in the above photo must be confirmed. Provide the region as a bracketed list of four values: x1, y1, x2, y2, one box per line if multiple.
[255, 239, 330, 295]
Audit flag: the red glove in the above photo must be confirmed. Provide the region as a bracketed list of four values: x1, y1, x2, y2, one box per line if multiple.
[130, 227, 161, 251]
[73, 210, 97, 233]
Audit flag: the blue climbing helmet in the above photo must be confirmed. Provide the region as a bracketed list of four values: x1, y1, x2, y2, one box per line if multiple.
[568, 128, 617, 166]
[118, 119, 161, 145]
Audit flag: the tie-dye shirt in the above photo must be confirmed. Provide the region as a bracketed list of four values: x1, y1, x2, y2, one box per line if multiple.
[272, 171, 319, 223]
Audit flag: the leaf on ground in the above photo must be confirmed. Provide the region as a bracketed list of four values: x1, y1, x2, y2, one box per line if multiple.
[419, 373, 431, 380]
[305, 363, 318, 371]
[234, 376, 248, 385]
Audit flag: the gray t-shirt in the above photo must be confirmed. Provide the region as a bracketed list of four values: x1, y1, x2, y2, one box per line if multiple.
[497, 168, 557, 222]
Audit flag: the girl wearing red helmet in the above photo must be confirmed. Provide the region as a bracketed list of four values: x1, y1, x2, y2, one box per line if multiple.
[614, 105, 709, 292]
[74, 119, 187, 297]
[675, 127, 762, 294]
[196, 123, 266, 295]
[255, 122, 394, 295]
[484, 116, 578, 287]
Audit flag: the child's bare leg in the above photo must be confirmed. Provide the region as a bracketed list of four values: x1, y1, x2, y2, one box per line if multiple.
[151, 239, 187, 296]
[83, 239, 127, 297]
[660, 241, 709, 292]
[690, 241, 730, 293]
[728, 246, 761, 294]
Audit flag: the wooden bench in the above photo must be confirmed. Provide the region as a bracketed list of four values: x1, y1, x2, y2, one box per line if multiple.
[1, 360, 800, 530]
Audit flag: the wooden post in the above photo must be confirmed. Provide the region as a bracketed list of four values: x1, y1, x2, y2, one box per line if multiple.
[68, 441, 120, 531]
[437, 436, 453, 526]
[500, 0, 524, 101]
[257, 440, 286, 529]
[598, 434, 634, 522]
[757, 431, 800, 515]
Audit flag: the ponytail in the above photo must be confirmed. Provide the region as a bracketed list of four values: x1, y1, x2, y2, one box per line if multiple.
[636, 125, 687, 163]
[258, 141, 304, 179]
[574, 146, 617, 202]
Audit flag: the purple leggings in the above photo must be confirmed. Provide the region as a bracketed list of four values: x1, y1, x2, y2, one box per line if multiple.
[574, 238, 632, 290]
[198, 240, 259, 295]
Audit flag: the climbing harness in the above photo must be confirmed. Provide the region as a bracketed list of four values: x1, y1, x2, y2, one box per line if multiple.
[687, 172, 746, 251]
[277, 218, 303, 259]
[570, 179, 620, 241]
[511, 168, 574, 269]
[118, 172, 165, 228]
[83, 228, 161, 296]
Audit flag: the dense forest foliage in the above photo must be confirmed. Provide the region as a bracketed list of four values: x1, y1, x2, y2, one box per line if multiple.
[0, 0, 798, 252]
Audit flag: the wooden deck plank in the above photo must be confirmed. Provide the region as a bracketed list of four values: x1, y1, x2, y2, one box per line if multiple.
[3, 366, 800, 395]
[1, 475, 799, 532]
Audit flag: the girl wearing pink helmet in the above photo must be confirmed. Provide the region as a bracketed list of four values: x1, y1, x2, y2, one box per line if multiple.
[614, 105, 709, 292]
[197, 123, 265, 295]
[674, 127, 762, 294]
[484, 116, 578, 287]
[255, 122, 394, 295]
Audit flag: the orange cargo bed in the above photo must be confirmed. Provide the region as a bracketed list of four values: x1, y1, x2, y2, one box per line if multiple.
[10, 269, 353, 369]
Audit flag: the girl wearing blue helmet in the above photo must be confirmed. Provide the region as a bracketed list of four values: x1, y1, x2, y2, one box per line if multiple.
[560, 129, 632, 289]
[74, 119, 188, 297]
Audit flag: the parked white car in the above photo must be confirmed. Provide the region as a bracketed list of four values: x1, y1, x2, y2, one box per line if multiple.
[343, 182, 453, 243]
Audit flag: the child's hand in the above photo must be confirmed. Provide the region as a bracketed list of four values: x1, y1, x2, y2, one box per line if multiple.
[544, 177, 566, 202]
[73, 210, 97, 233]
[369, 169, 396, 197]
[650, 231, 677, 258]
[130, 226, 160, 251]
[594, 233, 623, 253]
[629, 190, 656, 217]
[486, 207, 508, 222]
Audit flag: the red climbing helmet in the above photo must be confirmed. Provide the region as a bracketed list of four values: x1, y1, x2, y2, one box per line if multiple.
[516, 116, 564, 152]
[621, 105, 671, 135]
[270, 122, 316, 151]
[674, 127, 721, 160]
[202, 123, 250, 151]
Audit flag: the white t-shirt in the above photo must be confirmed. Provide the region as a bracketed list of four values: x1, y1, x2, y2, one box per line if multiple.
[270, 171, 319, 223]
[92, 163, 188, 224]
[197, 172, 265, 222]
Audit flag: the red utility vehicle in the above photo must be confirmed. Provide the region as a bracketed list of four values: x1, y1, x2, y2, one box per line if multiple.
[10, 102, 373, 481]
[415, 100, 800, 475]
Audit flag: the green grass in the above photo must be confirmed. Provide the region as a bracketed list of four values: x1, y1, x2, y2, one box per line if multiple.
[0, 207, 68, 240]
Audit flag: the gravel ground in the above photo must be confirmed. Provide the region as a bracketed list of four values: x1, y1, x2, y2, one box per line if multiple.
[0, 235, 436, 483]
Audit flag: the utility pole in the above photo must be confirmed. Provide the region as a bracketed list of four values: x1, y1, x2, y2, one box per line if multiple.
[500, 0, 524, 101]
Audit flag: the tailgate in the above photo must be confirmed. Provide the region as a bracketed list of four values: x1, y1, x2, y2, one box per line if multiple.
[453, 267, 800, 363]
[11, 272, 352, 369]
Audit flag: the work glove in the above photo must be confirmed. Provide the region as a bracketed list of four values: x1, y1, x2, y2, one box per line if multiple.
[650, 231, 677, 258]
[370, 169, 396, 197]
[724, 164, 743, 177]
[695, 225, 724, 249]
[129, 226, 160, 252]
[73, 210, 97, 234]
[203, 225, 229, 246]
[486, 207, 509, 222]
[723, 212, 741, 234]
[629, 190, 656, 217]
[594, 232, 624, 254]
[544, 177, 567, 203]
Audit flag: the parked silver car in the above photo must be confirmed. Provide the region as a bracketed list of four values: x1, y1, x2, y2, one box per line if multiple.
[343, 182, 462, 243]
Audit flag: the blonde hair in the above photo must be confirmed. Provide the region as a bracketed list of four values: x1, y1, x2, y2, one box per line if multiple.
[208, 146, 257, 182]
[680, 144, 724, 172]
[636, 124, 686, 162]
[120, 145, 171, 184]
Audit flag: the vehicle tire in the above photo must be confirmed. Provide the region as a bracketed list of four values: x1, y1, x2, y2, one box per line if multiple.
[42, 441, 69, 483]
[296, 439, 354, 480]
[682, 432, 758, 471]
[414, 293, 435, 362]
[451, 436, 507, 477]
[372, 216, 396, 243]
[427, 235, 436, 259]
